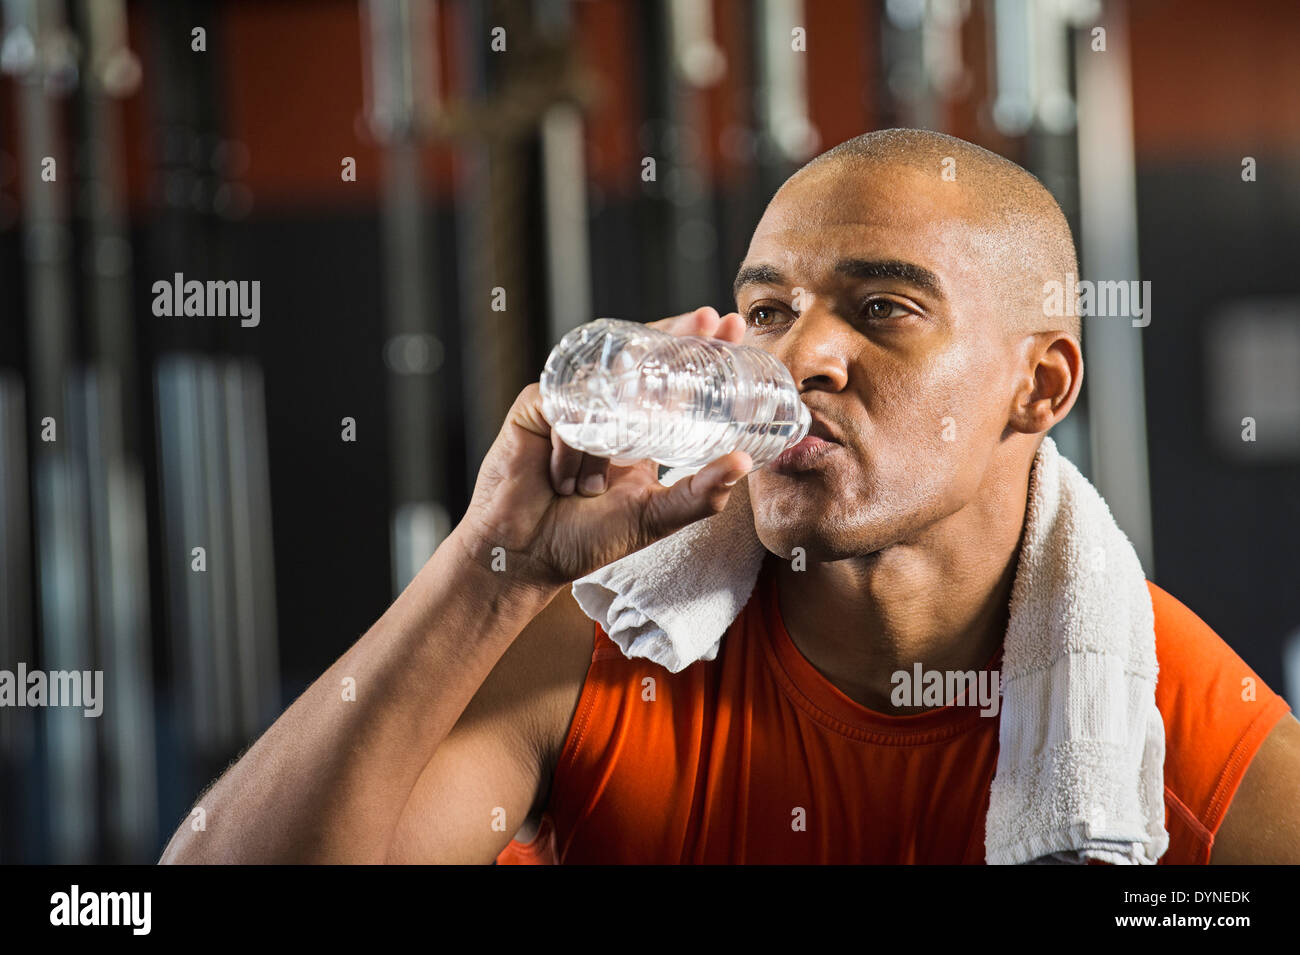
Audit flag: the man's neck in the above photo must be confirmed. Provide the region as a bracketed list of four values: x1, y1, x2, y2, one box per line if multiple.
[773, 460, 1031, 715]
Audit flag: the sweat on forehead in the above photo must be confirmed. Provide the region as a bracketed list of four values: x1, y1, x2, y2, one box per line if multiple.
[771, 128, 1081, 338]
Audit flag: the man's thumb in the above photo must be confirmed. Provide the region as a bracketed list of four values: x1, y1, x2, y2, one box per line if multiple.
[638, 452, 752, 542]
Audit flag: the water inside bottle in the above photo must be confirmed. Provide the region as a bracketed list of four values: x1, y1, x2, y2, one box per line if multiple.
[552, 407, 805, 468]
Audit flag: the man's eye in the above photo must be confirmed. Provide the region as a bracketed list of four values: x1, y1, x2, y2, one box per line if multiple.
[864, 299, 909, 321]
[748, 306, 786, 327]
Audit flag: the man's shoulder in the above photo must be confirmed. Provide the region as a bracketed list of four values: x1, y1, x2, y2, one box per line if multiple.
[1145, 580, 1292, 846]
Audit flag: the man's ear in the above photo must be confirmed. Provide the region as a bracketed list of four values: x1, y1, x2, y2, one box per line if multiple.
[1007, 331, 1083, 436]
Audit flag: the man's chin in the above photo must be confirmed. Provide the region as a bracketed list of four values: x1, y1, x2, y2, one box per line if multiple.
[749, 469, 894, 556]
[752, 512, 881, 563]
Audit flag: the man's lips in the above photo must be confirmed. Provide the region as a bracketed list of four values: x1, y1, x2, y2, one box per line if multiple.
[806, 411, 841, 444]
[769, 410, 843, 474]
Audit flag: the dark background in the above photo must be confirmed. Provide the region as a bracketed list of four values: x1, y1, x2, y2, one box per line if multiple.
[0, 0, 1297, 863]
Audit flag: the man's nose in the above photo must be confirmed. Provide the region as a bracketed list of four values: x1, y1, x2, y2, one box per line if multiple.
[772, 300, 851, 393]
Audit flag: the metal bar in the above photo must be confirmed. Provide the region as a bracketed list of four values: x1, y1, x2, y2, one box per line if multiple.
[883, 0, 939, 131]
[663, 0, 720, 310]
[233, 362, 281, 733]
[196, 359, 234, 745]
[157, 357, 217, 747]
[540, 101, 591, 342]
[6, 0, 99, 863]
[754, 0, 814, 194]
[222, 361, 280, 739]
[33, 442, 96, 862]
[79, 367, 158, 860]
[0, 375, 35, 862]
[361, 0, 449, 593]
[74, 0, 156, 862]
[535, 0, 591, 343]
[1074, 0, 1154, 572]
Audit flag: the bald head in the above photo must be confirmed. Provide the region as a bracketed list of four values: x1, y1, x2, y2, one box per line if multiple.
[797, 129, 1080, 339]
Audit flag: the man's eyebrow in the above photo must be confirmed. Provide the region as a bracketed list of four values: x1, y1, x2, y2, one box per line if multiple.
[733, 260, 946, 300]
[835, 259, 945, 300]
[733, 264, 785, 298]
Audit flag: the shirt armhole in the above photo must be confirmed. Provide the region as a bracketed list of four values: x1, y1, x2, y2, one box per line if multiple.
[496, 618, 606, 865]
[1203, 694, 1293, 843]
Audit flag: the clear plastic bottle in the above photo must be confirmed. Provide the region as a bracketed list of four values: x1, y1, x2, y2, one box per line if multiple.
[539, 318, 811, 468]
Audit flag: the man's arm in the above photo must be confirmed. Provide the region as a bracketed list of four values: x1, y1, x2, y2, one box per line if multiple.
[1210, 712, 1300, 863]
[158, 307, 752, 865]
[383, 586, 595, 863]
[159, 528, 561, 864]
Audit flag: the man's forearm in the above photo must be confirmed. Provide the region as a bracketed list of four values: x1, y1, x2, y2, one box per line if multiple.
[159, 526, 559, 863]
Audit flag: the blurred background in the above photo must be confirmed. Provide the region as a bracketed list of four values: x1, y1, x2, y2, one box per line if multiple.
[0, 0, 1297, 863]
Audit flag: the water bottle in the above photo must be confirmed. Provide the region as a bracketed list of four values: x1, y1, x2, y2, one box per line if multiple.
[539, 318, 811, 469]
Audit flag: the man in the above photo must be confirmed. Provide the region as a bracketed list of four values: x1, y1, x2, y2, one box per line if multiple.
[160, 129, 1299, 864]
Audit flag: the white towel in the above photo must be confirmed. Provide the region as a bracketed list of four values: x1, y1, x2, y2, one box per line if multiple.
[571, 436, 1169, 865]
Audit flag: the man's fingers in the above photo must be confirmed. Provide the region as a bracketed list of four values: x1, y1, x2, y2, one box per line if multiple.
[507, 382, 551, 439]
[646, 306, 745, 343]
[608, 457, 657, 482]
[647, 305, 720, 337]
[714, 311, 745, 343]
[550, 428, 585, 495]
[637, 451, 752, 543]
[524, 384, 610, 496]
[575, 453, 611, 496]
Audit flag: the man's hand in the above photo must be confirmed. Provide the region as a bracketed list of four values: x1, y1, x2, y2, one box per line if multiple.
[457, 306, 754, 591]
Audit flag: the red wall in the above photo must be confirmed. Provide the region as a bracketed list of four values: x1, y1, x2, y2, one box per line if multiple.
[5, 0, 1299, 217]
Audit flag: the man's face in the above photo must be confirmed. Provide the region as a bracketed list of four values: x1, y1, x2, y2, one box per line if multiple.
[736, 160, 1020, 561]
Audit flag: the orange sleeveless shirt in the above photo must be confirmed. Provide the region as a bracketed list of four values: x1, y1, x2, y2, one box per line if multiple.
[497, 558, 1291, 864]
